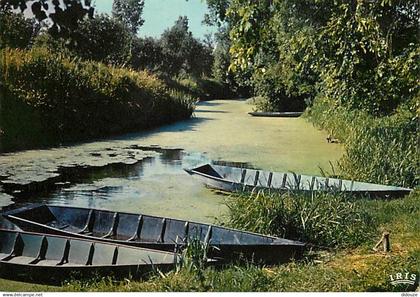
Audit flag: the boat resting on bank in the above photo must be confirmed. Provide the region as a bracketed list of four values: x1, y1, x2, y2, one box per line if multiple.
[248, 111, 303, 117]
[0, 229, 179, 283]
[185, 164, 412, 198]
[3, 204, 305, 265]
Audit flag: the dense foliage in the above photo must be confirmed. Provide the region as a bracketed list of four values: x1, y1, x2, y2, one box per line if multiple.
[207, 0, 419, 114]
[307, 97, 418, 188]
[130, 16, 214, 79]
[207, 0, 419, 188]
[64, 14, 132, 66]
[0, 11, 37, 49]
[0, 47, 194, 151]
[112, 0, 144, 35]
[0, 0, 94, 38]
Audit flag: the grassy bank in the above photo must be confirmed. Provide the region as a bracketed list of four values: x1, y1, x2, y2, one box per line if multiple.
[56, 189, 420, 292]
[1, 190, 418, 292]
[306, 97, 418, 188]
[0, 47, 195, 152]
[166, 76, 236, 101]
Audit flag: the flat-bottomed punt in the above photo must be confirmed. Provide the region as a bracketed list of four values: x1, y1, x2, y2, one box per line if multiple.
[248, 111, 303, 117]
[185, 164, 412, 198]
[0, 229, 178, 283]
[3, 204, 305, 264]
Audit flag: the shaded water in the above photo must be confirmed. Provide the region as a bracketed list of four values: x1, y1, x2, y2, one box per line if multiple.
[0, 99, 343, 222]
[28, 149, 230, 223]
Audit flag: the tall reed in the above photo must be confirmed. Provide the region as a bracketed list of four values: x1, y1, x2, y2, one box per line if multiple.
[307, 97, 418, 188]
[224, 190, 374, 249]
[0, 47, 195, 151]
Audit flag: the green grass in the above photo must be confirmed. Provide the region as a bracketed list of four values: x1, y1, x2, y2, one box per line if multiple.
[222, 190, 375, 249]
[306, 96, 418, 188]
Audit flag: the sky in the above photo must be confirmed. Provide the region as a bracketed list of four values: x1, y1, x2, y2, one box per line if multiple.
[94, 0, 216, 39]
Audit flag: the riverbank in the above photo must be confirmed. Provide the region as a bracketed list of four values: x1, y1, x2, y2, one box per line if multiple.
[0, 47, 195, 152]
[306, 97, 417, 189]
[1, 189, 418, 292]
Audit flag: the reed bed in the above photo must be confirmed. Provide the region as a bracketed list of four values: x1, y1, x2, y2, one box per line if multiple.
[223, 190, 374, 249]
[0, 47, 195, 151]
[307, 97, 418, 188]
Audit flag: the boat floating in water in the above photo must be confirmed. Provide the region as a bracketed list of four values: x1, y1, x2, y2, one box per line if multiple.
[0, 228, 179, 283]
[3, 204, 305, 265]
[248, 111, 303, 117]
[185, 164, 412, 198]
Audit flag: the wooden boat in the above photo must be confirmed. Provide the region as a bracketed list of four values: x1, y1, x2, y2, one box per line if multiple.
[3, 204, 305, 265]
[0, 228, 179, 283]
[185, 164, 412, 198]
[248, 111, 303, 117]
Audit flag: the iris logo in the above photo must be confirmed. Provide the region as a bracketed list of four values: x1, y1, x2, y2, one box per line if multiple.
[389, 272, 417, 286]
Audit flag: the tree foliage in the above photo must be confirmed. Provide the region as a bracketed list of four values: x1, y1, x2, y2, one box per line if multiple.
[0, 0, 94, 38]
[131, 16, 213, 78]
[130, 36, 165, 73]
[112, 0, 144, 35]
[209, 0, 419, 114]
[160, 16, 212, 77]
[0, 10, 37, 49]
[68, 14, 132, 65]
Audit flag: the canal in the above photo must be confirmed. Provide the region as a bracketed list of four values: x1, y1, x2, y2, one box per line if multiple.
[0, 99, 342, 222]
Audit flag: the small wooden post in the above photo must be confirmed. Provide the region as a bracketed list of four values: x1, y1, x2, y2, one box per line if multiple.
[373, 232, 391, 252]
[382, 232, 390, 252]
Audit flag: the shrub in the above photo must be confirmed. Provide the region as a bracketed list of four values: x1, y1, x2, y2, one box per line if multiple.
[171, 77, 236, 101]
[0, 47, 194, 151]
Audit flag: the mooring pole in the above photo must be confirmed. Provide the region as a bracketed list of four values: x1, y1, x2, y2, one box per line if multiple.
[373, 231, 391, 252]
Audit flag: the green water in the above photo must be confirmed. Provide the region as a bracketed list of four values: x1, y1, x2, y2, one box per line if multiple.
[135, 99, 342, 174]
[0, 99, 342, 222]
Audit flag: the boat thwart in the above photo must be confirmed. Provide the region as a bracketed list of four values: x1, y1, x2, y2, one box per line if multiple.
[0, 228, 179, 283]
[185, 164, 412, 198]
[3, 204, 305, 265]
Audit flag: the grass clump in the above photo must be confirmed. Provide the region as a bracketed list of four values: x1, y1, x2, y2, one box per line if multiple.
[224, 190, 375, 249]
[307, 97, 418, 188]
[0, 47, 195, 152]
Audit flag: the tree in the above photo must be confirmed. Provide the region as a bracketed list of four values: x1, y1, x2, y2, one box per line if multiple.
[160, 16, 213, 78]
[67, 14, 132, 65]
[217, 0, 419, 113]
[212, 28, 231, 83]
[0, 10, 38, 49]
[0, 0, 94, 38]
[34, 14, 132, 66]
[112, 0, 144, 35]
[204, 0, 231, 27]
[130, 36, 165, 72]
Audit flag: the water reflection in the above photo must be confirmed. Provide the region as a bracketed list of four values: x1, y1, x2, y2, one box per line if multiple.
[4, 148, 245, 223]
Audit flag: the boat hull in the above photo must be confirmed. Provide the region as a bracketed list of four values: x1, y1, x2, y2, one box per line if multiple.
[248, 111, 303, 117]
[0, 229, 178, 284]
[3, 204, 305, 265]
[185, 164, 412, 198]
